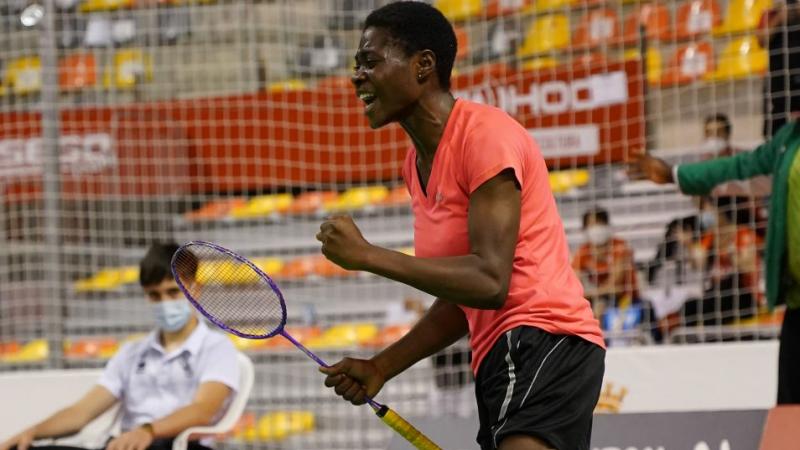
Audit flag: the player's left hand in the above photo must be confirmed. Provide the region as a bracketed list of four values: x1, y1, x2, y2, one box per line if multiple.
[106, 426, 153, 450]
[316, 215, 373, 271]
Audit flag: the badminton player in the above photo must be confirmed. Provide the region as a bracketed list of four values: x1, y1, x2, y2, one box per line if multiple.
[0, 243, 239, 450]
[315, 3, 605, 449]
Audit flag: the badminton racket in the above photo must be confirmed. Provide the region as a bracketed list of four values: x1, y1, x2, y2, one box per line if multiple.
[170, 240, 441, 450]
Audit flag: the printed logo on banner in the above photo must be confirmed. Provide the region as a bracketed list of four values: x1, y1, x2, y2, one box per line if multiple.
[595, 381, 629, 414]
[0, 133, 115, 178]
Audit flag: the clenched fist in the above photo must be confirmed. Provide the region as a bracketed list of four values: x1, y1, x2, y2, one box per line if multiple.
[316, 215, 374, 271]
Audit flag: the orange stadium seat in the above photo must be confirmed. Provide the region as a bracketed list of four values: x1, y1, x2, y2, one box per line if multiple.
[267, 79, 307, 93]
[572, 8, 621, 49]
[6, 56, 42, 95]
[714, 0, 771, 35]
[59, 53, 98, 91]
[517, 14, 571, 57]
[64, 337, 119, 359]
[660, 41, 715, 86]
[361, 324, 413, 349]
[674, 0, 722, 40]
[455, 26, 470, 61]
[277, 255, 317, 280]
[184, 198, 246, 221]
[705, 36, 767, 81]
[435, 0, 483, 22]
[313, 255, 357, 278]
[286, 191, 338, 215]
[485, 0, 534, 18]
[379, 185, 411, 207]
[622, 2, 672, 44]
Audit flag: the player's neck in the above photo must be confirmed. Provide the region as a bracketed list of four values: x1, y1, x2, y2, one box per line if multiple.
[160, 315, 199, 351]
[400, 92, 456, 164]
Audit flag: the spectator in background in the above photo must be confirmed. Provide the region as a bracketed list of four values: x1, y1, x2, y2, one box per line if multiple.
[572, 207, 638, 316]
[0, 243, 240, 450]
[681, 196, 761, 327]
[701, 114, 737, 157]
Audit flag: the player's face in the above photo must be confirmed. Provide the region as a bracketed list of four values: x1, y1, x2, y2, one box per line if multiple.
[352, 27, 422, 129]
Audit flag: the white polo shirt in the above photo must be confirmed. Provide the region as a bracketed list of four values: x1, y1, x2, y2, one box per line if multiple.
[97, 319, 240, 433]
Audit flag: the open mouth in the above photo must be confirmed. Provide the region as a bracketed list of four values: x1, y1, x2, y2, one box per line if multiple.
[358, 92, 377, 109]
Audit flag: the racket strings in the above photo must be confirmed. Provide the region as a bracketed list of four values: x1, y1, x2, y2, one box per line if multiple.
[173, 244, 285, 337]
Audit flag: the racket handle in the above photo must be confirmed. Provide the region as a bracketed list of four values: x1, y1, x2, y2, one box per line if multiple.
[375, 405, 442, 450]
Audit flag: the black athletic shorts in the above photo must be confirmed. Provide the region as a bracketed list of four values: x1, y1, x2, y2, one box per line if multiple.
[474, 326, 605, 450]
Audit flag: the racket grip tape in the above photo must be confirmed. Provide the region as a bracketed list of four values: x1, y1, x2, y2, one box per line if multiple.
[375, 405, 442, 450]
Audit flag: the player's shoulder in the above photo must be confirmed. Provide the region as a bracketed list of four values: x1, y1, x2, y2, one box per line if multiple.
[106, 334, 149, 365]
[456, 99, 524, 132]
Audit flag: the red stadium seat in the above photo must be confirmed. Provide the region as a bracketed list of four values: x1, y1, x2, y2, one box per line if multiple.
[572, 8, 621, 49]
[660, 41, 714, 86]
[455, 26, 470, 61]
[674, 0, 722, 40]
[622, 2, 672, 44]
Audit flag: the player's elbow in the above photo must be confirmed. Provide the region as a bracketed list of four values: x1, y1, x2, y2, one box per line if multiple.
[479, 281, 508, 310]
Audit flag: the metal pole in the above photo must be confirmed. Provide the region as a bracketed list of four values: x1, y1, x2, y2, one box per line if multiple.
[39, 0, 64, 367]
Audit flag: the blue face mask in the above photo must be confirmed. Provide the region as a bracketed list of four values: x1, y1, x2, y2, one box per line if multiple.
[700, 211, 717, 229]
[153, 299, 193, 332]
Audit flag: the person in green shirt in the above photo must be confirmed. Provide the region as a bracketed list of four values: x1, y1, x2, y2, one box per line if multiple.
[631, 117, 800, 403]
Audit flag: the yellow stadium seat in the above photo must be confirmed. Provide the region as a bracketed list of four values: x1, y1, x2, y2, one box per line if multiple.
[328, 185, 389, 212]
[79, 0, 133, 12]
[73, 266, 139, 292]
[306, 323, 379, 349]
[435, 0, 483, 22]
[706, 36, 767, 80]
[103, 49, 152, 89]
[267, 79, 307, 93]
[624, 47, 663, 85]
[522, 57, 559, 71]
[6, 56, 42, 95]
[517, 14, 570, 57]
[230, 194, 293, 219]
[2, 340, 49, 363]
[549, 169, 591, 193]
[250, 257, 285, 277]
[529, 0, 576, 13]
[713, 0, 771, 35]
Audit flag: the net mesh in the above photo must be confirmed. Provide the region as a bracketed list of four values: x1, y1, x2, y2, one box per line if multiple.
[173, 243, 286, 338]
[0, 0, 796, 447]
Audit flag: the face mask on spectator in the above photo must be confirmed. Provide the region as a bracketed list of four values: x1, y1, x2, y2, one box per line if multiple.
[700, 211, 717, 229]
[153, 299, 193, 332]
[702, 137, 727, 153]
[585, 225, 612, 246]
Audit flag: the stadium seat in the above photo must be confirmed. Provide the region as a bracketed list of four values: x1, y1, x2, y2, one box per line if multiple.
[705, 36, 767, 80]
[480, 19, 523, 61]
[277, 255, 318, 280]
[306, 323, 379, 349]
[485, 0, 533, 18]
[435, 0, 483, 22]
[59, 53, 97, 91]
[327, 185, 389, 212]
[250, 257, 285, 278]
[522, 57, 559, 71]
[660, 41, 715, 86]
[624, 47, 664, 85]
[313, 255, 356, 278]
[713, 0, 771, 35]
[79, 0, 133, 12]
[549, 169, 591, 193]
[286, 190, 338, 215]
[674, 0, 722, 40]
[361, 324, 412, 348]
[517, 14, 571, 57]
[255, 411, 314, 442]
[267, 79, 307, 93]
[104, 49, 153, 89]
[572, 8, 621, 48]
[2, 339, 48, 363]
[6, 56, 42, 95]
[379, 185, 411, 207]
[530, 0, 576, 13]
[172, 353, 254, 450]
[455, 26, 470, 62]
[622, 2, 672, 44]
[73, 266, 139, 292]
[64, 337, 118, 360]
[229, 193, 293, 219]
[183, 198, 246, 221]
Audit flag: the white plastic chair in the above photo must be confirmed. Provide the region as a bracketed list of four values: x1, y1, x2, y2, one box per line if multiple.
[171, 352, 255, 450]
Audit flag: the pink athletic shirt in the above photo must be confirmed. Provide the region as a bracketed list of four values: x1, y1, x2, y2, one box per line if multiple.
[402, 99, 605, 374]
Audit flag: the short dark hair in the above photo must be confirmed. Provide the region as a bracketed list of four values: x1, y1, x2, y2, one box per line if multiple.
[364, 2, 457, 90]
[139, 242, 196, 287]
[582, 207, 610, 228]
[704, 113, 731, 137]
